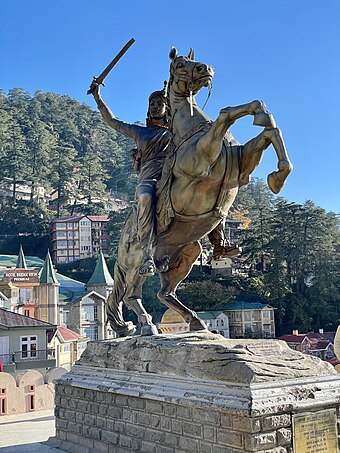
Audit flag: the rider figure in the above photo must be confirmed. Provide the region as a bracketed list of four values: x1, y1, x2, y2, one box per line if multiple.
[91, 81, 171, 275]
[90, 81, 239, 274]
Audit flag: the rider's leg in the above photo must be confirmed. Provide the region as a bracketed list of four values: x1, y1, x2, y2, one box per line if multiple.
[208, 221, 240, 260]
[135, 182, 157, 275]
[240, 127, 293, 193]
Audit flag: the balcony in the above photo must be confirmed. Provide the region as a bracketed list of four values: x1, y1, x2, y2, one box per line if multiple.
[0, 349, 56, 372]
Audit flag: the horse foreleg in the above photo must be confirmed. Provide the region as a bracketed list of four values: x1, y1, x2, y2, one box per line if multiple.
[197, 100, 272, 162]
[240, 127, 293, 193]
[157, 242, 207, 331]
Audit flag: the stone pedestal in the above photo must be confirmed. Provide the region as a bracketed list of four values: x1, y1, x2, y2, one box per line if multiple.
[48, 332, 340, 453]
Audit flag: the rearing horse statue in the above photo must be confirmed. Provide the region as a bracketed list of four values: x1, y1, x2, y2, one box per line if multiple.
[107, 47, 292, 337]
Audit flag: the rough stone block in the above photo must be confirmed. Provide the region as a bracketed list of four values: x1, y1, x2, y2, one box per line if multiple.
[178, 437, 199, 452]
[64, 409, 76, 422]
[126, 423, 145, 438]
[203, 426, 216, 442]
[107, 406, 122, 420]
[65, 432, 79, 444]
[161, 416, 172, 431]
[116, 395, 128, 406]
[89, 402, 99, 414]
[93, 440, 109, 453]
[220, 413, 232, 428]
[232, 416, 261, 433]
[145, 428, 165, 443]
[261, 415, 291, 430]
[157, 446, 174, 453]
[141, 440, 157, 453]
[164, 403, 177, 417]
[163, 432, 179, 448]
[151, 414, 161, 428]
[88, 427, 101, 440]
[96, 416, 107, 430]
[171, 419, 182, 434]
[244, 432, 277, 451]
[131, 437, 142, 451]
[177, 406, 192, 420]
[99, 404, 108, 416]
[68, 421, 82, 434]
[114, 420, 126, 434]
[128, 396, 145, 409]
[182, 421, 202, 438]
[56, 418, 68, 430]
[146, 400, 164, 414]
[212, 446, 232, 453]
[84, 414, 96, 426]
[119, 434, 132, 448]
[78, 400, 88, 412]
[217, 428, 243, 448]
[193, 408, 220, 426]
[277, 428, 292, 446]
[101, 430, 119, 445]
[199, 441, 212, 453]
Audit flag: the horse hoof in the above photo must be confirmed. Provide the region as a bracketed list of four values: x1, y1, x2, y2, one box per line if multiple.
[253, 112, 276, 128]
[117, 322, 137, 337]
[141, 324, 159, 336]
[189, 317, 207, 331]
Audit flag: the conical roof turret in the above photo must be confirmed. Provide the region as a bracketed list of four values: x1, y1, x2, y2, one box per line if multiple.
[16, 244, 27, 269]
[40, 250, 59, 285]
[87, 251, 113, 286]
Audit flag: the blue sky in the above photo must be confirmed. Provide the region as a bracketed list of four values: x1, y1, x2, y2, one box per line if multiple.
[1, 0, 339, 212]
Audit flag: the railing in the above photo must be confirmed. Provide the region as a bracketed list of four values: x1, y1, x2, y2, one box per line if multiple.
[0, 349, 55, 364]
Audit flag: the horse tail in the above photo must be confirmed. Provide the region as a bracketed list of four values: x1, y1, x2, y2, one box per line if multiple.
[107, 262, 134, 336]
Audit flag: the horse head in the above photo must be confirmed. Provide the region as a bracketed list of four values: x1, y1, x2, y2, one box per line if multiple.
[169, 47, 214, 97]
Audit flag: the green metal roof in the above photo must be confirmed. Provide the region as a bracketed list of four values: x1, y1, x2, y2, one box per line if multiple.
[0, 254, 44, 268]
[16, 245, 27, 269]
[213, 301, 272, 311]
[87, 252, 113, 286]
[196, 311, 224, 319]
[39, 250, 59, 285]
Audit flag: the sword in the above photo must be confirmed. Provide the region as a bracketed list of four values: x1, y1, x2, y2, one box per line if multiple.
[87, 38, 135, 95]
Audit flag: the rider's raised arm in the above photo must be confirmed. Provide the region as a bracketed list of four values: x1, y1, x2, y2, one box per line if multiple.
[91, 82, 141, 141]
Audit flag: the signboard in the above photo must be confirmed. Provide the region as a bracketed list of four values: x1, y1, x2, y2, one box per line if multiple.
[3, 269, 40, 287]
[293, 409, 338, 453]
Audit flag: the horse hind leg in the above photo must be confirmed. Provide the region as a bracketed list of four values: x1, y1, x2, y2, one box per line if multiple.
[157, 242, 207, 332]
[107, 263, 136, 337]
[123, 272, 159, 336]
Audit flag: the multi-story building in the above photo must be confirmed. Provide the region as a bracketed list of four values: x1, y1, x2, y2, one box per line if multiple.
[278, 330, 336, 361]
[51, 215, 110, 263]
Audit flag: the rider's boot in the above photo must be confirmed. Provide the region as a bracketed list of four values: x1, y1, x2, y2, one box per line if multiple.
[139, 256, 156, 276]
[212, 243, 241, 260]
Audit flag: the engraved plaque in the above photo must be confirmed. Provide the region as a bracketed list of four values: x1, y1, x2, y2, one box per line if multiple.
[293, 409, 338, 453]
[246, 341, 281, 356]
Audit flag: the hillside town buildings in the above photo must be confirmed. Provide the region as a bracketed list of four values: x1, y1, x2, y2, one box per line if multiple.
[51, 215, 111, 263]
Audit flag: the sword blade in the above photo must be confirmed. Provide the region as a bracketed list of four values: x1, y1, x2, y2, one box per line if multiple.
[87, 38, 135, 95]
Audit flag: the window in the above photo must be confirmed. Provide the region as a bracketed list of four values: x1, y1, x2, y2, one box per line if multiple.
[56, 231, 66, 238]
[63, 344, 70, 352]
[57, 240, 67, 248]
[24, 310, 30, 317]
[83, 326, 98, 340]
[20, 336, 37, 359]
[56, 222, 66, 229]
[67, 223, 73, 229]
[67, 231, 73, 238]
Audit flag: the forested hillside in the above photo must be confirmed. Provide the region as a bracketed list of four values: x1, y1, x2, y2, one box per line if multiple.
[0, 88, 137, 215]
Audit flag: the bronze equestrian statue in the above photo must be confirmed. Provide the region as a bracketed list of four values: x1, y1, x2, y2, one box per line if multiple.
[91, 47, 292, 337]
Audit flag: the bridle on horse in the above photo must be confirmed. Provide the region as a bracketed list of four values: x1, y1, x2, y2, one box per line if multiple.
[169, 60, 213, 115]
